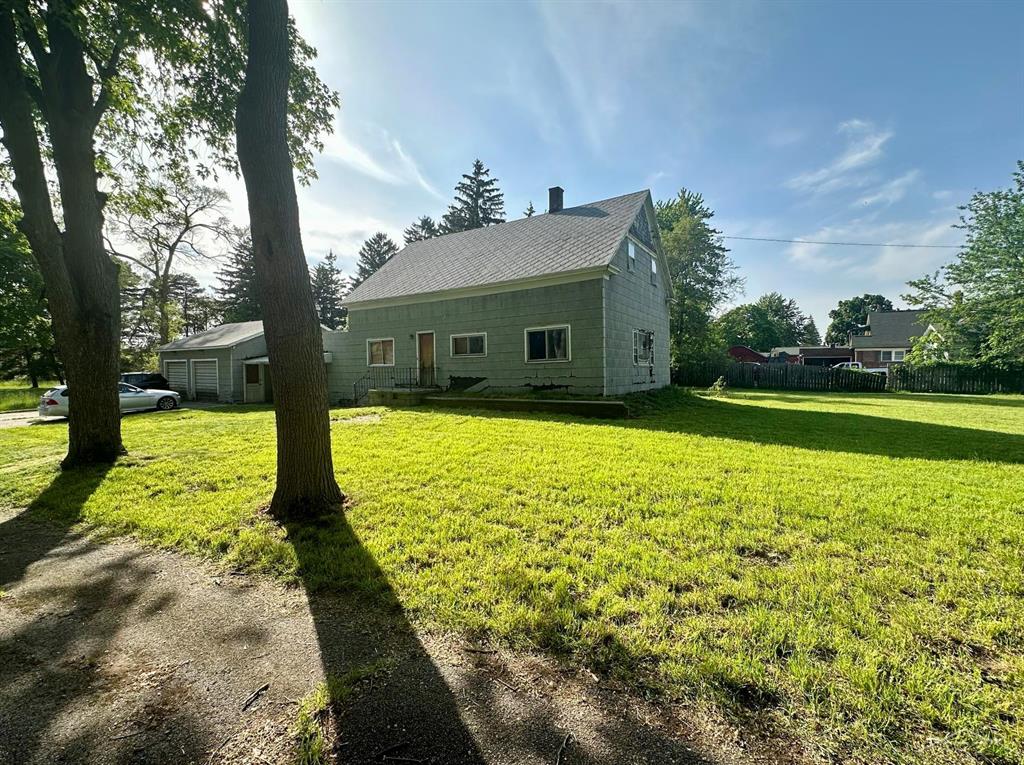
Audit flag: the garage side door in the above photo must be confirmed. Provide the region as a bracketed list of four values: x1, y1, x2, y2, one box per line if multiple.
[191, 360, 219, 401]
[164, 360, 189, 397]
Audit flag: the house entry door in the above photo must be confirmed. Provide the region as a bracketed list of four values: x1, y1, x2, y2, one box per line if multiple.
[417, 332, 435, 387]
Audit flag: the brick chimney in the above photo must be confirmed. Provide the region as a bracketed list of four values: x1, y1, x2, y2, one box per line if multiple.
[548, 186, 564, 213]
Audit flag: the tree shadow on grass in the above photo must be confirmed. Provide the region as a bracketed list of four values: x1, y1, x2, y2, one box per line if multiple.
[286, 510, 713, 763]
[419, 394, 1024, 464]
[0, 466, 210, 764]
[630, 394, 1024, 463]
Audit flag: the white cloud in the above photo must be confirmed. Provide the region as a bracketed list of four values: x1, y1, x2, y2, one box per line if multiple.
[785, 119, 892, 195]
[320, 115, 443, 200]
[785, 217, 960, 281]
[853, 169, 920, 208]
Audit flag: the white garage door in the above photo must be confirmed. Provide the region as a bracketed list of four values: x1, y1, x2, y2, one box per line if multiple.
[164, 360, 189, 396]
[191, 360, 219, 401]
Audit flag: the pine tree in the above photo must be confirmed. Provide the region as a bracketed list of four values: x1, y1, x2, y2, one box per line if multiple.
[309, 249, 347, 329]
[440, 159, 505, 233]
[216, 229, 262, 323]
[403, 215, 440, 245]
[350, 232, 399, 288]
[801, 317, 822, 345]
[524, 201, 535, 218]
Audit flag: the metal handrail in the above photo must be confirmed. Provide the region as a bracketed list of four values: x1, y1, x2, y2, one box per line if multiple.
[352, 366, 440, 405]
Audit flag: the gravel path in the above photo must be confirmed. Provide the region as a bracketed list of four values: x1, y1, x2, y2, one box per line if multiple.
[0, 509, 796, 764]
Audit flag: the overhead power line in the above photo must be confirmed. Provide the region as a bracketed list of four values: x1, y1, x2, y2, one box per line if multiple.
[722, 235, 961, 249]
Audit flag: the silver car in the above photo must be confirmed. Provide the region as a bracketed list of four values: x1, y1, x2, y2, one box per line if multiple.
[38, 383, 181, 417]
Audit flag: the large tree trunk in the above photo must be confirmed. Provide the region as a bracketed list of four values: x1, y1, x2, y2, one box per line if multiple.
[235, 0, 343, 517]
[0, 5, 122, 467]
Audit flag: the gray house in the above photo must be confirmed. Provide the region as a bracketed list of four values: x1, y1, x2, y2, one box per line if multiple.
[850, 309, 940, 368]
[157, 321, 334, 403]
[159, 187, 672, 403]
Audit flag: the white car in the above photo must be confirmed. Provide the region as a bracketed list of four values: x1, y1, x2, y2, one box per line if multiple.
[832, 361, 888, 375]
[38, 383, 181, 417]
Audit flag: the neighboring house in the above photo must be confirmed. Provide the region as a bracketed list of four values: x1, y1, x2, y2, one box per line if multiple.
[727, 346, 768, 363]
[157, 321, 334, 403]
[158, 187, 672, 403]
[798, 346, 853, 367]
[849, 309, 938, 368]
[768, 347, 802, 364]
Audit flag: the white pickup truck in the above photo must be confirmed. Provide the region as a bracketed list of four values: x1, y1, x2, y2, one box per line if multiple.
[832, 361, 888, 375]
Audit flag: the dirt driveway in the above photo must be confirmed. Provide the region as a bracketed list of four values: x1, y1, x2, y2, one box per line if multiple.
[0, 510, 792, 764]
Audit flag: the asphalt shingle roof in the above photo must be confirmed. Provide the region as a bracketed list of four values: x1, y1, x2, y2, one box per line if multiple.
[158, 321, 264, 351]
[344, 190, 651, 304]
[851, 310, 930, 348]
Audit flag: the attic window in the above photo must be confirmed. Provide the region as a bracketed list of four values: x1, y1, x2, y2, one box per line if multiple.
[627, 241, 636, 271]
[650, 255, 658, 285]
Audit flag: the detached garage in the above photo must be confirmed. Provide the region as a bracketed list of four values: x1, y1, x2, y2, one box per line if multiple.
[157, 321, 267, 403]
[157, 321, 336, 403]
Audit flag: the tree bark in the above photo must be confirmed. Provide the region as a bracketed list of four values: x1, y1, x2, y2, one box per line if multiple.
[235, 0, 344, 517]
[0, 4, 123, 467]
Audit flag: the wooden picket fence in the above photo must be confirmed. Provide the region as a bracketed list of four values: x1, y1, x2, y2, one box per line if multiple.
[674, 361, 886, 393]
[887, 363, 1024, 394]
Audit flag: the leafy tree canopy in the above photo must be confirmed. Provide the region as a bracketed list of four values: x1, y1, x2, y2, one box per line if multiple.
[713, 292, 819, 351]
[0, 198, 59, 384]
[904, 161, 1024, 364]
[825, 294, 894, 345]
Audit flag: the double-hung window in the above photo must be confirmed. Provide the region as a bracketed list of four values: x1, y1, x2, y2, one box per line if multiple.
[525, 325, 570, 362]
[633, 329, 655, 365]
[627, 240, 636, 271]
[451, 333, 486, 357]
[650, 255, 658, 285]
[880, 349, 906, 362]
[367, 338, 395, 366]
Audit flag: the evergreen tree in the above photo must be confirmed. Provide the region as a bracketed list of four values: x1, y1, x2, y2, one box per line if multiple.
[216, 230, 262, 323]
[440, 159, 505, 233]
[524, 201, 535, 218]
[403, 215, 440, 245]
[309, 249, 348, 329]
[801, 317, 822, 345]
[169, 273, 222, 336]
[350, 232, 399, 288]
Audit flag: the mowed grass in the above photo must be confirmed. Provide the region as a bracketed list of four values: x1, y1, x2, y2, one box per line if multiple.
[0, 380, 58, 412]
[1, 390, 1023, 763]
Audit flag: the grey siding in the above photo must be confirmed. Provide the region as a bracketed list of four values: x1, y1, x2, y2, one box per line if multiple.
[158, 335, 267, 402]
[327, 279, 606, 402]
[602, 234, 671, 395]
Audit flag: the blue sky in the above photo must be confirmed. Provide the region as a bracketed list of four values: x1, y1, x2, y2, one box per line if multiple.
[215, 0, 1022, 331]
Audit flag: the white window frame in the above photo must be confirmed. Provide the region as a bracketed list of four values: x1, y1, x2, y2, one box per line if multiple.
[450, 332, 487, 358]
[524, 324, 571, 363]
[880, 349, 908, 362]
[366, 337, 395, 367]
[633, 329, 655, 366]
[650, 254, 658, 285]
[627, 240, 636, 272]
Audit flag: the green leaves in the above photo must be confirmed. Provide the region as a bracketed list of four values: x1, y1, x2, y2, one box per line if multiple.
[904, 161, 1024, 363]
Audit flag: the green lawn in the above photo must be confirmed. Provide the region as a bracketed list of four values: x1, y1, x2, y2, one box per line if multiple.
[0, 379, 58, 412]
[1, 389, 1022, 763]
